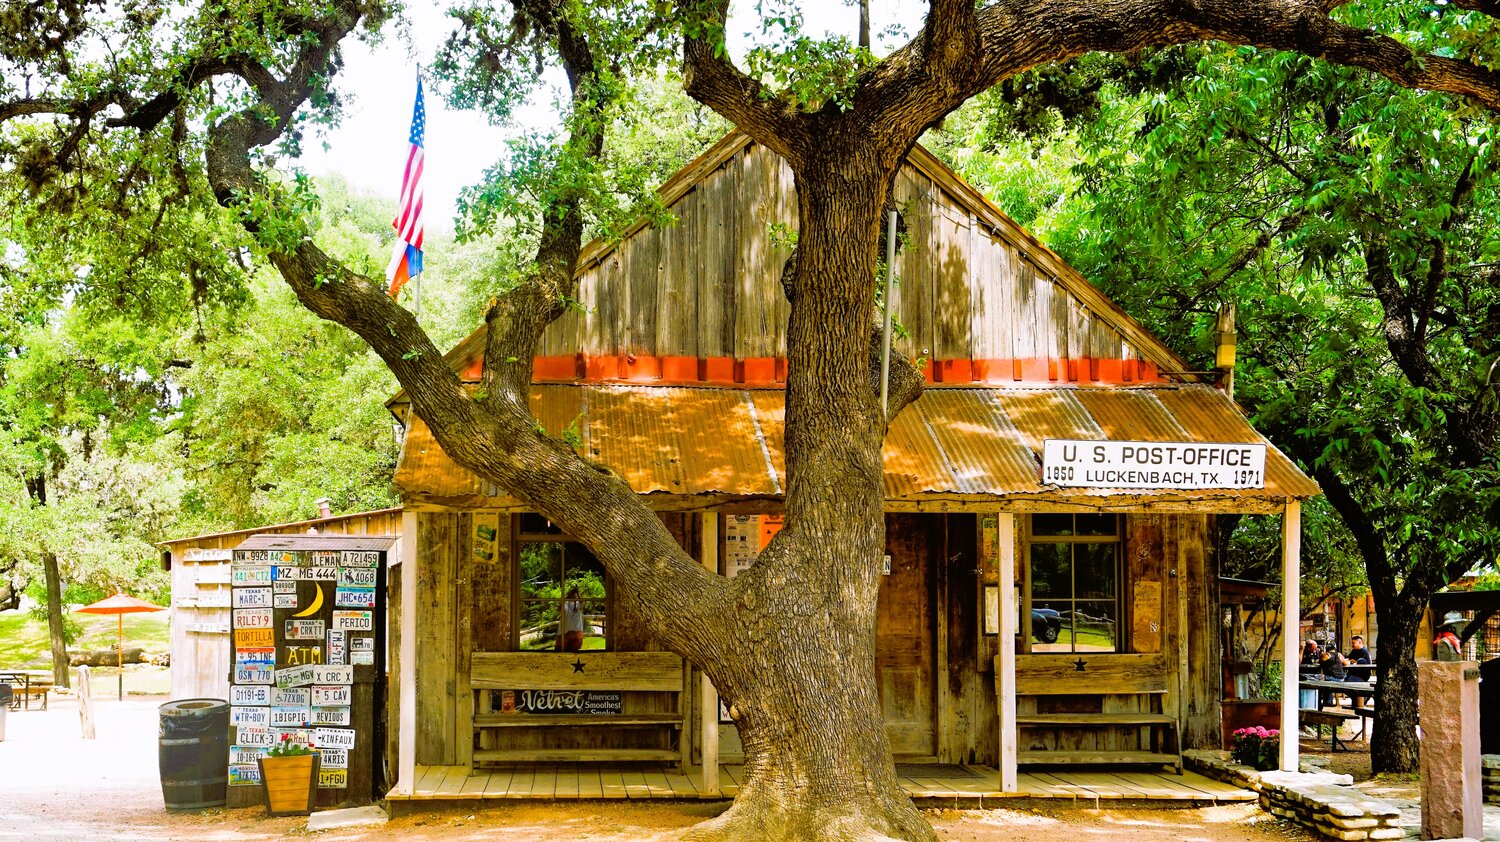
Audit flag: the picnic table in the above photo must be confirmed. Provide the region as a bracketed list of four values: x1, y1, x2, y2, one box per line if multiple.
[1299, 678, 1376, 751]
[0, 671, 53, 710]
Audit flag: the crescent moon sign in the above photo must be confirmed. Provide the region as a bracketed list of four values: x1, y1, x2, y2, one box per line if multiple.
[293, 583, 324, 617]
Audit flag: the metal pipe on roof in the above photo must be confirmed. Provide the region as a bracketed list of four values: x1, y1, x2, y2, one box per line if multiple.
[880, 209, 896, 418]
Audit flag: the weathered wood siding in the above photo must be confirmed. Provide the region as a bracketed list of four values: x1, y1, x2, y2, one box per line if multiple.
[164, 508, 403, 701]
[532, 139, 1160, 378]
[1010, 513, 1221, 756]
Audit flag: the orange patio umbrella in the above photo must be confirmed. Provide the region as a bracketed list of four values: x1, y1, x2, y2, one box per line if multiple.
[75, 593, 165, 701]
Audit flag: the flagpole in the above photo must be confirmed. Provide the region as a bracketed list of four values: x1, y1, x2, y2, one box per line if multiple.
[413, 63, 422, 322]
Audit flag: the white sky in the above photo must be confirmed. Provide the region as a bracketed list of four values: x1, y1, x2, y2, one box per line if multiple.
[293, 2, 926, 232]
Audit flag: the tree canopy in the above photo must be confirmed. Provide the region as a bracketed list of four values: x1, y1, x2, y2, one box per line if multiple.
[4, 0, 1500, 837]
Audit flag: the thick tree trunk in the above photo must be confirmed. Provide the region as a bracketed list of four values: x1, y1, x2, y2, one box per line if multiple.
[683, 151, 934, 842]
[688, 571, 927, 841]
[26, 473, 70, 689]
[42, 551, 69, 689]
[1369, 593, 1422, 772]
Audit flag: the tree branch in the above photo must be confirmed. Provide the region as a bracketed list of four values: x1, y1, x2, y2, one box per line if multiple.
[1415, 153, 1477, 342]
[679, 0, 809, 165]
[191, 0, 733, 664]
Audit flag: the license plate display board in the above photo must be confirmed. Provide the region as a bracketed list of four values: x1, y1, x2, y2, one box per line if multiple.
[228, 541, 385, 805]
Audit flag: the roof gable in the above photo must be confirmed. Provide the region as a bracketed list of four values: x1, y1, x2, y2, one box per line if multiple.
[407, 130, 1195, 396]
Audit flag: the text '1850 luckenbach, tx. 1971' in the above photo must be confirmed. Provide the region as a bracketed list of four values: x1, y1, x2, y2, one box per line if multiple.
[1041, 439, 1267, 490]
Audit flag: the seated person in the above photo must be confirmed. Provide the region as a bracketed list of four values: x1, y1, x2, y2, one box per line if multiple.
[1346, 634, 1371, 664]
[1300, 639, 1322, 669]
[1317, 646, 1347, 707]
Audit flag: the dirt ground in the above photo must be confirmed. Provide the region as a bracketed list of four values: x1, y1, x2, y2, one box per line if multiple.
[2, 798, 1311, 842]
[0, 698, 1312, 841]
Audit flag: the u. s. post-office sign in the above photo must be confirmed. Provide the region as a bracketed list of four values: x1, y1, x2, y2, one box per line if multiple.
[1041, 440, 1267, 490]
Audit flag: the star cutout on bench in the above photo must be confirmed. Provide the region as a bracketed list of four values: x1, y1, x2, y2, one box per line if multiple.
[572, 659, 586, 673]
[1074, 657, 1087, 672]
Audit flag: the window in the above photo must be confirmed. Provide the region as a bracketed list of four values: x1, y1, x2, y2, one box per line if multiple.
[517, 514, 608, 652]
[1027, 513, 1120, 653]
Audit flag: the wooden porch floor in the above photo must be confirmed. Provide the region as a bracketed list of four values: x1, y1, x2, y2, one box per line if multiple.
[389, 764, 1256, 805]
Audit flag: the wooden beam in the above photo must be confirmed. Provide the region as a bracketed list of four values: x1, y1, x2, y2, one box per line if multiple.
[396, 510, 419, 795]
[400, 493, 1301, 516]
[699, 512, 720, 797]
[1280, 501, 1301, 773]
[997, 512, 1017, 793]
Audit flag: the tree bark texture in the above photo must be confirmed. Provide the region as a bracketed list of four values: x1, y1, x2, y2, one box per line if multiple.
[1368, 596, 1422, 772]
[26, 473, 70, 688]
[42, 549, 69, 689]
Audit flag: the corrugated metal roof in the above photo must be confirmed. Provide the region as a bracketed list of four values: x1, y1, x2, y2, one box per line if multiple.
[393, 384, 1320, 509]
[234, 534, 397, 551]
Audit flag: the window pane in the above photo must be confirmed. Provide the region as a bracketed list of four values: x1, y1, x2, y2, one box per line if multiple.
[1031, 601, 1071, 652]
[1032, 513, 1073, 536]
[1072, 601, 1117, 652]
[518, 601, 559, 651]
[1076, 514, 1117, 536]
[517, 513, 565, 535]
[519, 542, 563, 601]
[561, 543, 607, 600]
[1029, 543, 1071, 599]
[1074, 543, 1117, 599]
[578, 600, 607, 650]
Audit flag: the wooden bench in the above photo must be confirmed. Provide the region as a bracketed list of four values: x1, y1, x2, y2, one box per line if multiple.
[1006, 653, 1182, 773]
[469, 651, 687, 767]
[0, 672, 52, 710]
[1300, 707, 1358, 752]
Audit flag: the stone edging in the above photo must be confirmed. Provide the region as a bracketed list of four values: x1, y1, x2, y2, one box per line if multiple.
[1184, 750, 1404, 841]
[1484, 755, 1498, 806]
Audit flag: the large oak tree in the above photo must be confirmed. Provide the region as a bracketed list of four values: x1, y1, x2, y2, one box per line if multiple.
[5, 1, 1500, 838]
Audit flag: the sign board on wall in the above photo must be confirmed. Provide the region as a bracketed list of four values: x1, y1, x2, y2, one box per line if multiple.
[1041, 440, 1267, 490]
[227, 540, 385, 807]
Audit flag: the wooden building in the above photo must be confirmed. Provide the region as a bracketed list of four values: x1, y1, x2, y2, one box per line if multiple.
[161, 507, 404, 701]
[382, 130, 1320, 799]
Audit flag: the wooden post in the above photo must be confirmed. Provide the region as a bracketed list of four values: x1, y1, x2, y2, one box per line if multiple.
[77, 665, 95, 739]
[1280, 501, 1301, 772]
[117, 614, 124, 701]
[395, 511, 419, 795]
[699, 512, 720, 797]
[997, 513, 1017, 793]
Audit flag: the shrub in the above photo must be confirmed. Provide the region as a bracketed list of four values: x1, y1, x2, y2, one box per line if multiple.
[1230, 725, 1280, 771]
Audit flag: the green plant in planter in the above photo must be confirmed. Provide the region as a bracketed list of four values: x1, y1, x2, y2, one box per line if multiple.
[1230, 726, 1281, 771]
[266, 733, 313, 757]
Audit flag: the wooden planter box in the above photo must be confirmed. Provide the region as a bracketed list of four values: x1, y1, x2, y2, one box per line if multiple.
[1221, 699, 1281, 750]
[257, 754, 320, 817]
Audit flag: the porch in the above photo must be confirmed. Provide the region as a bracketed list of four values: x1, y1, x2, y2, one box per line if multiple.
[388, 763, 1257, 806]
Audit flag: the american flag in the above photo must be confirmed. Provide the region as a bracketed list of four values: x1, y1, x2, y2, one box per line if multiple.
[386, 77, 426, 298]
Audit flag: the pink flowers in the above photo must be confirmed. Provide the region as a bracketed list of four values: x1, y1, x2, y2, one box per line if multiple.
[1231, 725, 1281, 770]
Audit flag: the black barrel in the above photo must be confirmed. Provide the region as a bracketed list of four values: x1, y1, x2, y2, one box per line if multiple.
[159, 698, 229, 810]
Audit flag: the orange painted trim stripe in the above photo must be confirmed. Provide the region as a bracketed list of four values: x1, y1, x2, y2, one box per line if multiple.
[461, 355, 1168, 387]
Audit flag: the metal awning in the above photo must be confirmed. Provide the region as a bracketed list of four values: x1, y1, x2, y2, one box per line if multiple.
[394, 383, 1318, 513]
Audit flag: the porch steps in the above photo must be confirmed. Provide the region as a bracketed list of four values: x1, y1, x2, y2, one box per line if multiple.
[1018, 750, 1180, 767]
